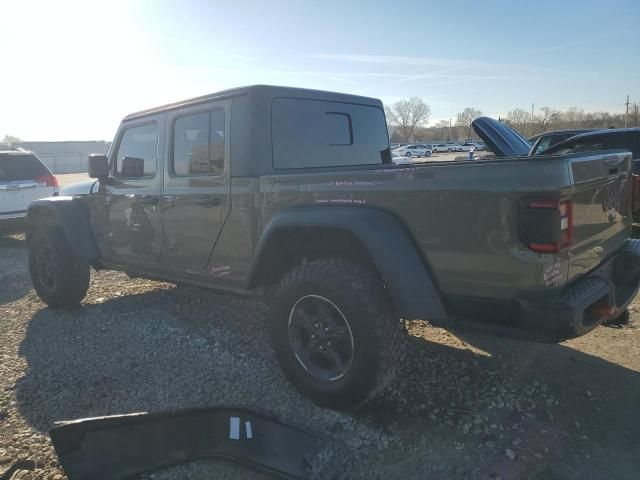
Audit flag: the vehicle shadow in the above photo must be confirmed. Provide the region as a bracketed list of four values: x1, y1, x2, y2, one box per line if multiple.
[13, 286, 640, 480]
[0, 235, 31, 304]
[360, 323, 640, 479]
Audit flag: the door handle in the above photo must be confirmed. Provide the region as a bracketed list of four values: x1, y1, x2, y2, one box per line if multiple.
[161, 195, 177, 208]
[138, 195, 159, 206]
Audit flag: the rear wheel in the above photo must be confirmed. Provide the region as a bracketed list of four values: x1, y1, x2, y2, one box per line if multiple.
[29, 227, 90, 308]
[405, 152, 412, 157]
[269, 258, 405, 409]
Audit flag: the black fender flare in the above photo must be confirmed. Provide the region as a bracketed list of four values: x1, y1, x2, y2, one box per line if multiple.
[248, 206, 447, 321]
[26, 196, 101, 263]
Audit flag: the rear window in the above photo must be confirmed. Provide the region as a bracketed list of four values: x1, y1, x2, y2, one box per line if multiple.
[535, 133, 582, 155]
[271, 98, 390, 169]
[552, 137, 606, 155]
[0, 153, 49, 181]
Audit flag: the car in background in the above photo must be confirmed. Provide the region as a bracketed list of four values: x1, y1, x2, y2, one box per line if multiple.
[0, 148, 58, 235]
[392, 144, 431, 157]
[458, 142, 478, 152]
[528, 128, 596, 155]
[431, 143, 451, 153]
[447, 143, 462, 152]
[414, 144, 433, 157]
[390, 143, 401, 149]
[391, 155, 413, 165]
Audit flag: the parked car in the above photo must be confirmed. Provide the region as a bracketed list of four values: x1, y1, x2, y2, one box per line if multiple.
[390, 143, 401, 149]
[25, 87, 640, 410]
[443, 143, 460, 152]
[391, 155, 413, 165]
[528, 128, 596, 155]
[431, 143, 451, 153]
[415, 144, 433, 157]
[392, 144, 431, 157]
[458, 142, 478, 152]
[1, 148, 58, 235]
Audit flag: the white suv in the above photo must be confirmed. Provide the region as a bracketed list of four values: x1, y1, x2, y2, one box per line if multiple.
[0, 149, 58, 235]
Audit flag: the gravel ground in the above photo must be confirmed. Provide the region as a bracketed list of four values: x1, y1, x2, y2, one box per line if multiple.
[1, 234, 639, 479]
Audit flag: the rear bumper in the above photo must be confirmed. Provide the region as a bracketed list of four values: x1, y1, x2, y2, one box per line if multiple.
[518, 239, 640, 341]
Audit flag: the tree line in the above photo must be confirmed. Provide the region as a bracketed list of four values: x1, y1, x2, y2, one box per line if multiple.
[386, 97, 640, 143]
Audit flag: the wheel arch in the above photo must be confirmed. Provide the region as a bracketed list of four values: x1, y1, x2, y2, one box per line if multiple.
[27, 197, 101, 263]
[247, 206, 448, 321]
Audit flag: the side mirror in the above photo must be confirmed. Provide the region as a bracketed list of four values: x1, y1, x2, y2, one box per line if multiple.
[88, 154, 109, 178]
[121, 156, 145, 178]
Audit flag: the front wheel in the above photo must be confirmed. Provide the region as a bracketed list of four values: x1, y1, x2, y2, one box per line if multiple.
[405, 152, 412, 157]
[269, 258, 405, 409]
[29, 227, 90, 308]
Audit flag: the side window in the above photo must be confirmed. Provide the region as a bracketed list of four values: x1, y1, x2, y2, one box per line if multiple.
[555, 138, 605, 155]
[115, 123, 158, 179]
[272, 98, 389, 169]
[173, 109, 225, 176]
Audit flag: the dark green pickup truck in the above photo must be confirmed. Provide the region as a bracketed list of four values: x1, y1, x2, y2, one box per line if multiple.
[26, 85, 640, 408]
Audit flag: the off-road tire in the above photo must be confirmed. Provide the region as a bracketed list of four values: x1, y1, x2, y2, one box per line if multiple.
[29, 227, 90, 308]
[269, 258, 406, 409]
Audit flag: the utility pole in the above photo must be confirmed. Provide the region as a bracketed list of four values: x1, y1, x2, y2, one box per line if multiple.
[448, 118, 452, 141]
[625, 95, 630, 128]
[531, 103, 535, 136]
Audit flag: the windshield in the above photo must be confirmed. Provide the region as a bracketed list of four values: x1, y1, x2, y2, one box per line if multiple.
[1, 2, 640, 480]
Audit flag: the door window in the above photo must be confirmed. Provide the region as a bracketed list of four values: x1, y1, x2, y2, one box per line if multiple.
[114, 123, 159, 179]
[172, 109, 225, 176]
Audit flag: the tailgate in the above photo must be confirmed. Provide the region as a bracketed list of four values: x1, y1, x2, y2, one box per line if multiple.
[567, 151, 633, 280]
[0, 181, 55, 217]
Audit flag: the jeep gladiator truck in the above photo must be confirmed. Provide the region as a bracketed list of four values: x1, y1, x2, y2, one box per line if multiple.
[26, 85, 640, 408]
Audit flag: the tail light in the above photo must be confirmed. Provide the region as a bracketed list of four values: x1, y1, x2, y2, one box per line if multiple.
[632, 174, 640, 212]
[36, 175, 59, 188]
[519, 199, 572, 253]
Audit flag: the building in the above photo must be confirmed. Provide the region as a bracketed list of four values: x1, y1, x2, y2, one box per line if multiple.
[15, 141, 110, 174]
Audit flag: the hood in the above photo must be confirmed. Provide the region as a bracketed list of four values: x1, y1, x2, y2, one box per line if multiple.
[59, 179, 97, 196]
[472, 116, 531, 158]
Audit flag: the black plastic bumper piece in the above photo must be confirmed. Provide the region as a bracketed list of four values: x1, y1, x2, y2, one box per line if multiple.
[518, 239, 640, 341]
[49, 406, 349, 480]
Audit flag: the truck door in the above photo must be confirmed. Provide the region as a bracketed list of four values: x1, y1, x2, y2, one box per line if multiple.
[99, 117, 164, 264]
[160, 102, 231, 270]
